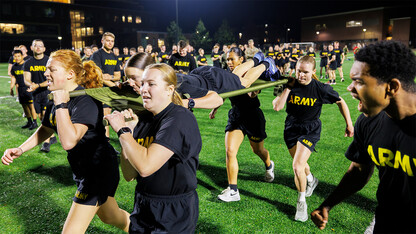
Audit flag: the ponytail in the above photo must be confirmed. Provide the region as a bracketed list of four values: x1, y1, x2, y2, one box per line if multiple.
[172, 91, 184, 107]
[79, 60, 103, 88]
[312, 73, 319, 81]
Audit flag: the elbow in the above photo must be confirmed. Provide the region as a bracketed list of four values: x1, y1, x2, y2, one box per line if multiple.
[137, 169, 153, 178]
[60, 140, 77, 151]
[215, 97, 224, 108]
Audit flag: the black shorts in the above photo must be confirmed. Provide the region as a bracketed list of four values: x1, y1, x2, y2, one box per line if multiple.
[320, 59, 327, 67]
[129, 190, 199, 234]
[336, 62, 342, 68]
[328, 61, 338, 70]
[103, 103, 111, 109]
[225, 107, 267, 142]
[290, 61, 297, 69]
[277, 59, 285, 67]
[32, 90, 49, 114]
[285, 57, 290, 64]
[18, 86, 33, 104]
[72, 145, 120, 206]
[284, 120, 321, 152]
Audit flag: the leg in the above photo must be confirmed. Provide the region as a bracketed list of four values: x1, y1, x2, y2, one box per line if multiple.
[62, 201, 99, 234]
[232, 59, 254, 78]
[239, 64, 267, 88]
[292, 142, 312, 193]
[22, 104, 32, 119]
[249, 140, 270, 167]
[29, 103, 37, 121]
[338, 66, 344, 81]
[96, 197, 130, 232]
[224, 130, 245, 185]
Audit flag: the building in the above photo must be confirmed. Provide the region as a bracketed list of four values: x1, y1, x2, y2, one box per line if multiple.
[301, 5, 415, 49]
[0, 0, 155, 61]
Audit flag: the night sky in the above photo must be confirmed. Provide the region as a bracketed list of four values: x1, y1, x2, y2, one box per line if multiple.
[140, 0, 413, 41]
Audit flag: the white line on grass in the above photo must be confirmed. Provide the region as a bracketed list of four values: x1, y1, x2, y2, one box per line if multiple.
[0, 76, 11, 79]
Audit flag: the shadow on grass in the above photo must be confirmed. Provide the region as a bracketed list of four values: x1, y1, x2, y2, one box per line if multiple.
[29, 164, 74, 186]
[197, 162, 377, 215]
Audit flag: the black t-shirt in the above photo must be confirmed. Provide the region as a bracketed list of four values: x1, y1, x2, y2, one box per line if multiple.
[286, 79, 340, 123]
[157, 51, 169, 63]
[197, 55, 207, 66]
[275, 52, 283, 60]
[283, 48, 291, 57]
[123, 54, 131, 63]
[230, 93, 260, 111]
[290, 53, 299, 63]
[91, 48, 120, 75]
[333, 48, 343, 63]
[320, 50, 328, 62]
[23, 55, 49, 95]
[176, 66, 245, 98]
[345, 112, 416, 233]
[266, 51, 275, 57]
[42, 86, 114, 179]
[328, 51, 336, 66]
[306, 52, 316, 58]
[133, 103, 201, 195]
[168, 53, 197, 73]
[11, 63, 26, 87]
[211, 51, 221, 68]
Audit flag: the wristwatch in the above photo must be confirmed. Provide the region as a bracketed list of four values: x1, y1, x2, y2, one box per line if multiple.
[117, 127, 132, 137]
[56, 103, 68, 110]
[188, 98, 195, 110]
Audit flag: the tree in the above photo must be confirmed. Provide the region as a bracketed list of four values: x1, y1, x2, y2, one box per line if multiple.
[191, 19, 212, 50]
[166, 21, 185, 48]
[214, 20, 235, 45]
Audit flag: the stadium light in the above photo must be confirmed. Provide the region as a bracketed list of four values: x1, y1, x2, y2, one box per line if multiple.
[145, 36, 149, 40]
[239, 33, 242, 39]
[58, 36, 62, 49]
[363, 28, 367, 32]
[316, 31, 320, 35]
[287, 28, 291, 31]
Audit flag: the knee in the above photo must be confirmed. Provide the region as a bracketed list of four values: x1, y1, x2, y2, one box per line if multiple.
[225, 147, 238, 159]
[98, 212, 116, 225]
[292, 162, 305, 176]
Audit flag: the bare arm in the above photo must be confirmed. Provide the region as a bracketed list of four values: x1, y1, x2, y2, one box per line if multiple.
[182, 91, 224, 109]
[311, 162, 374, 230]
[10, 75, 16, 96]
[273, 88, 290, 111]
[336, 97, 354, 137]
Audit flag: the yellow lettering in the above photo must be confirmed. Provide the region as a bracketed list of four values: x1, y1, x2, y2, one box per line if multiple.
[104, 59, 117, 65]
[288, 95, 293, 104]
[75, 190, 88, 200]
[302, 139, 312, 147]
[378, 147, 394, 167]
[29, 66, 46, 72]
[137, 136, 154, 148]
[393, 151, 414, 176]
[310, 98, 317, 106]
[367, 145, 380, 166]
[15, 70, 24, 75]
[294, 96, 300, 105]
[299, 98, 310, 106]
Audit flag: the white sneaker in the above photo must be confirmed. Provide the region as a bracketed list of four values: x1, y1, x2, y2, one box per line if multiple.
[306, 176, 319, 197]
[295, 201, 308, 222]
[264, 161, 275, 182]
[218, 187, 240, 202]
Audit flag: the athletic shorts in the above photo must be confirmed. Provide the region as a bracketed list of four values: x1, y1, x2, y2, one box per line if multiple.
[290, 61, 297, 69]
[328, 61, 338, 70]
[336, 62, 342, 68]
[72, 145, 120, 206]
[18, 86, 33, 104]
[129, 190, 199, 234]
[285, 57, 290, 64]
[284, 120, 321, 152]
[32, 90, 49, 114]
[320, 59, 327, 67]
[225, 107, 267, 142]
[103, 103, 111, 109]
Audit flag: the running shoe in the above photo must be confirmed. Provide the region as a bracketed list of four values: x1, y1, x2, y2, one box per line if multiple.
[305, 176, 319, 197]
[40, 142, 50, 153]
[264, 161, 275, 182]
[50, 136, 57, 145]
[218, 187, 240, 202]
[29, 121, 38, 130]
[295, 201, 308, 222]
[21, 121, 32, 129]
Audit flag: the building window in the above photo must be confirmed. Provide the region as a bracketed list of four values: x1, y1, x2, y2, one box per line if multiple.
[0, 23, 25, 34]
[136, 16, 142, 24]
[38, 0, 73, 3]
[346, 20, 362, 27]
[128, 16, 133, 23]
[122, 16, 125, 22]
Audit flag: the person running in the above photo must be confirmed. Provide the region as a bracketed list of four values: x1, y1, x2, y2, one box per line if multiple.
[2, 49, 130, 233]
[90, 32, 121, 138]
[210, 47, 275, 202]
[196, 48, 208, 67]
[327, 44, 337, 85]
[319, 44, 329, 79]
[10, 50, 37, 129]
[168, 40, 197, 73]
[275, 46, 285, 73]
[333, 41, 345, 82]
[311, 40, 416, 233]
[283, 43, 291, 75]
[104, 63, 202, 233]
[289, 47, 299, 76]
[24, 39, 56, 152]
[272, 55, 353, 222]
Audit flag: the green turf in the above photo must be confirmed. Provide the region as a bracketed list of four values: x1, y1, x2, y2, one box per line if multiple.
[0, 56, 379, 233]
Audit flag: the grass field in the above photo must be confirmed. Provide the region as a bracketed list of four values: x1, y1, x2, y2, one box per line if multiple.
[0, 57, 379, 233]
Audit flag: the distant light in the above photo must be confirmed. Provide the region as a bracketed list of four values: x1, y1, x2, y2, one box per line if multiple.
[196, 30, 199, 34]
[145, 36, 149, 40]
[203, 36, 206, 39]
[264, 38, 267, 43]
[316, 31, 319, 35]
[363, 28, 367, 32]
[239, 33, 242, 39]
[58, 36, 62, 40]
[355, 22, 360, 25]
[287, 28, 290, 31]
[265, 24, 268, 28]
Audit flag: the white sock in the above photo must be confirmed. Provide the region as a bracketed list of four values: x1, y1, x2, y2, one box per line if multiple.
[298, 192, 306, 202]
[306, 173, 313, 183]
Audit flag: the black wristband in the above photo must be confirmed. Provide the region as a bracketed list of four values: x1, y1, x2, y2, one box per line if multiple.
[188, 98, 195, 110]
[56, 103, 68, 110]
[117, 127, 132, 137]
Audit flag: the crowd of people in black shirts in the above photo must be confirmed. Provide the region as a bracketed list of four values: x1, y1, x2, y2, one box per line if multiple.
[4, 32, 415, 233]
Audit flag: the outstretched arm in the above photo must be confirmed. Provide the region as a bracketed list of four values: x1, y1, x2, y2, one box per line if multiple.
[273, 88, 290, 111]
[182, 91, 224, 109]
[336, 97, 354, 137]
[311, 162, 374, 230]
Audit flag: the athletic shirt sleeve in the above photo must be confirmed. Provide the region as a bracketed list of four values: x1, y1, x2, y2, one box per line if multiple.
[321, 83, 341, 104]
[153, 107, 202, 163]
[345, 113, 374, 164]
[69, 95, 99, 128]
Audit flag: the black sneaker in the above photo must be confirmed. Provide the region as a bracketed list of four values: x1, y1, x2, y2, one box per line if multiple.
[21, 121, 32, 129]
[50, 136, 57, 145]
[40, 142, 50, 153]
[29, 121, 38, 130]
